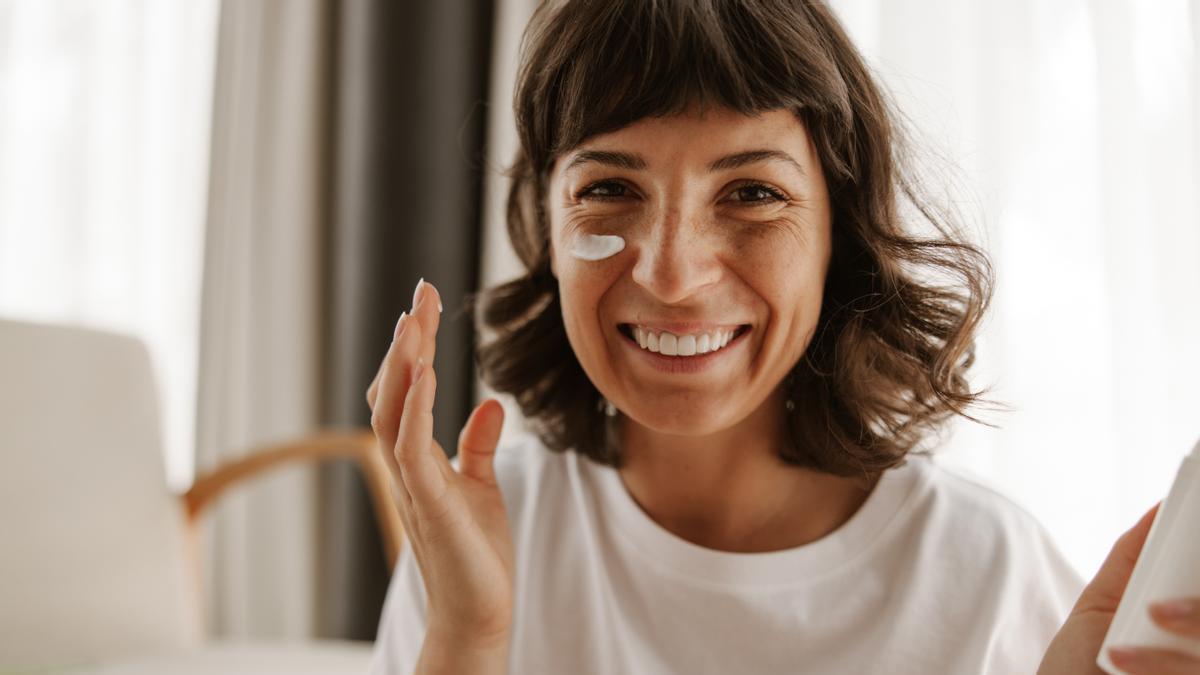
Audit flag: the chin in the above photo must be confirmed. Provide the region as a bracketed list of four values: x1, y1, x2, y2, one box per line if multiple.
[622, 401, 735, 437]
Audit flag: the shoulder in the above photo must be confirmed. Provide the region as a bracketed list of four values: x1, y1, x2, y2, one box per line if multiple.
[494, 432, 568, 492]
[449, 431, 562, 486]
[897, 455, 1084, 604]
[897, 457, 1085, 670]
[912, 457, 1065, 554]
[453, 432, 575, 525]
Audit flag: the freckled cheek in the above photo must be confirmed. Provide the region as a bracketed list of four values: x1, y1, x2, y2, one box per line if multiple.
[730, 231, 829, 338]
[556, 260, 624, 352]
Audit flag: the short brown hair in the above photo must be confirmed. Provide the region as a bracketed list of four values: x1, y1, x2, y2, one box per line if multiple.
[474, 0, 995, 477]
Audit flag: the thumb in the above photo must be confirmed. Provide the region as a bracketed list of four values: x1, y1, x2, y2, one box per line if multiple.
[1074, 502, 1162, 615]
[457, 398, 505, 486]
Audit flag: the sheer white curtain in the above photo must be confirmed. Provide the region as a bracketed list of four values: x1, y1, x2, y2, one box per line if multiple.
[829, 0, 1200, 578]
[0, 0, 329, 639]
[481, 1, 1200, 579]
[0, 0, 219, 491]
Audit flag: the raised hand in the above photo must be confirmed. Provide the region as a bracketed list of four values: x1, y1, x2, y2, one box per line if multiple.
[367, 279, 515, 657]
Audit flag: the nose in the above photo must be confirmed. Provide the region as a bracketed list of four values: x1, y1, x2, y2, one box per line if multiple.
[630, 208, 722, 304]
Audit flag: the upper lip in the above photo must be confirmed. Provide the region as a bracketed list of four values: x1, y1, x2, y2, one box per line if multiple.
[620, 321, 750, 334]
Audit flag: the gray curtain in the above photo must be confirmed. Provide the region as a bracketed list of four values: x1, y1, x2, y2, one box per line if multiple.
[317, 0, 495, 640]
[199, 0, 332, 640]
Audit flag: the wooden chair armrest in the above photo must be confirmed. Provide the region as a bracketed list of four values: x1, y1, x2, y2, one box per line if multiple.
[183, 429, 404, 568]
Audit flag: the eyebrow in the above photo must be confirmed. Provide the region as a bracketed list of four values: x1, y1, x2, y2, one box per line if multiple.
[563, 148, 806, 178]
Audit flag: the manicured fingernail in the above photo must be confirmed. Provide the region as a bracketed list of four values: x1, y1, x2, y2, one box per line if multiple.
[394, 312, 408, 339]
[1151, 598, 1197, 619]
[412, 277, 426, 311]
[1108, 646, 1140, 665]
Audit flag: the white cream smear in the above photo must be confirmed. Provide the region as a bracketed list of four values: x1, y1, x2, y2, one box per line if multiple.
[568, 233, 625, 261]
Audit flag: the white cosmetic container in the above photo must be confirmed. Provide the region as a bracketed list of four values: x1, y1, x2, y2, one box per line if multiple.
[1097, 438, 1200, 674]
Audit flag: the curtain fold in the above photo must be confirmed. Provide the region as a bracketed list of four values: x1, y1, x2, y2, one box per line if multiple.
[0, 1, 219, 492]
[196, 0, 330, 640]
[478, 0, 540, 449]
[318, 0, 495, 640]
[200, 0, 493, 641]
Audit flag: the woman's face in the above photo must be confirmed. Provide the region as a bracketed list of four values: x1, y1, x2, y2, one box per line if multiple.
[546, 106, 832, 436]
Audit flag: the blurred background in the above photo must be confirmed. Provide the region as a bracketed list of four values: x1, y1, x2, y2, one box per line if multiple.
[0, 0, 1197, 654]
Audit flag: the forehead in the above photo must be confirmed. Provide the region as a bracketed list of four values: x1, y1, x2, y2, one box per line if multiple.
[552, 107, 813, 176]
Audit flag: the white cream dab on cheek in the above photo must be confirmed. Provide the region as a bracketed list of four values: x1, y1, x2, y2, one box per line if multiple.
[568, 233, 625, 261]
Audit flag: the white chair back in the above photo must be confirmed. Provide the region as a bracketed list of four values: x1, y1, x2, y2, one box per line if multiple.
[0, 318, 201, 669]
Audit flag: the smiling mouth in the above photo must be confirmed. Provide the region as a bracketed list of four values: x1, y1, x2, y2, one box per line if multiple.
[618, 323, 752, 357]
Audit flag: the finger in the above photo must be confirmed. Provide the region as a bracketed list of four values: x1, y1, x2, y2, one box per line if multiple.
[457, 399, 505, 486]
[395, 359, 450, 513]
[370, 313, 422, 471]
[367, 311, 411, 411]
[366, 346, 389, 412]
[366, 374, 379, 410]
[367, 352, 386, 409]
[1107, 645, 1200, 675]
[1074, 502, 1161, 614]
[410, 279, 442, 369]
[369, 324, 419, 540]
[1149, 599, 1200, 639]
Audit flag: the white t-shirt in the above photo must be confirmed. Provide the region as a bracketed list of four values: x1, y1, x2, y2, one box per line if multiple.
[369, 436, 1084, 675]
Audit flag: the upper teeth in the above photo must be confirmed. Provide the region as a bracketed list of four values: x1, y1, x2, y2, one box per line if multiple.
[632, 326, 737, 356]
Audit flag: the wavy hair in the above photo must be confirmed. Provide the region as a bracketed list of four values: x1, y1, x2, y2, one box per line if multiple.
[473, 0, 996, 477]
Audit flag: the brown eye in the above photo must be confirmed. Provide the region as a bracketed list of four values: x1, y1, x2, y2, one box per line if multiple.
[732, 183, 787, 205]
[577, 181, 630, 200]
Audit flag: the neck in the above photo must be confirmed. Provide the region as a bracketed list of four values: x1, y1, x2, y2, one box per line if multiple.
[616, 391, 877, 553]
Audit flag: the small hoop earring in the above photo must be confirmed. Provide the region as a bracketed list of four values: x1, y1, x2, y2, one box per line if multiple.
[597, 395, 621, 463]
[597, 396, 617, 417]
[783, 368, 800, 413]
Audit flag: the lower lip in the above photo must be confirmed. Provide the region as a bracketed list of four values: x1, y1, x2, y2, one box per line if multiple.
[620, 327, 749, 374]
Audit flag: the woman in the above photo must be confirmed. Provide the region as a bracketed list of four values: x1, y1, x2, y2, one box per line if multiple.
[366, 1, 1200, 673]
